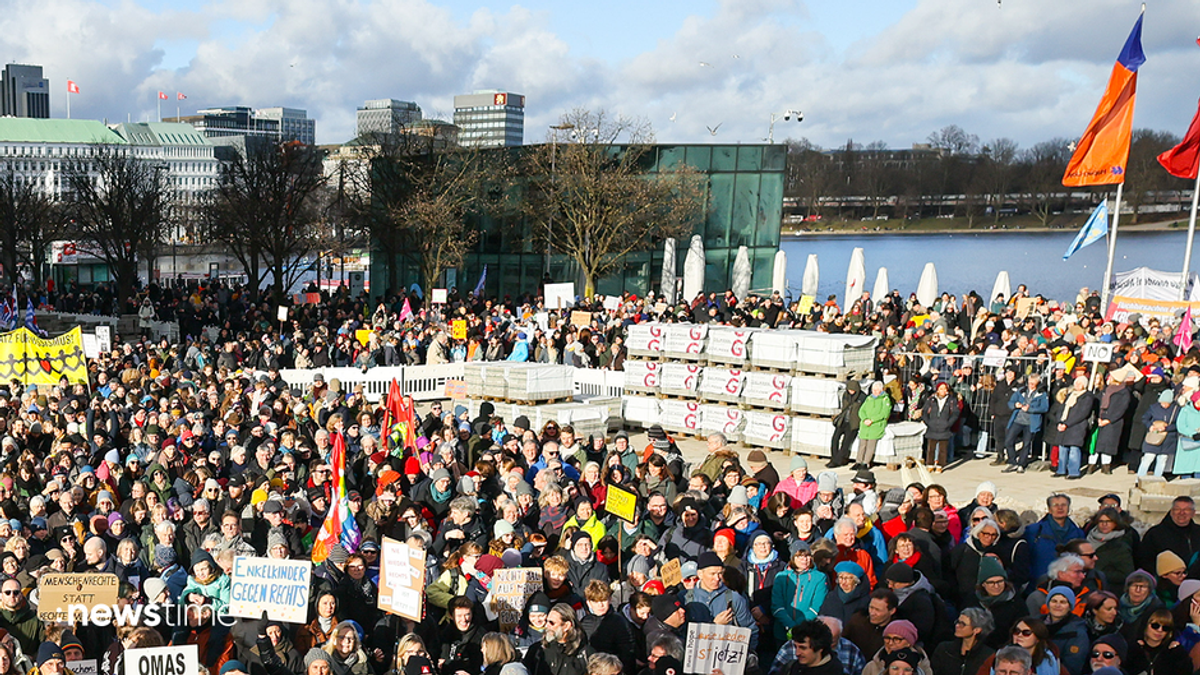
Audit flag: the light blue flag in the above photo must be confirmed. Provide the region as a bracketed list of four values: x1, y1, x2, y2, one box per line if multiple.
[1062, 201, 1109, 261]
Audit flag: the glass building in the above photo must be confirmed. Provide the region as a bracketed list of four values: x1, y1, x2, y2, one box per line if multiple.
[370, 143, 786, 299]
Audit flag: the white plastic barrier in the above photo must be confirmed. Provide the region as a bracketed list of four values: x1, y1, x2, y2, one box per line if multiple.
[573, 369, 625, 398]
[278, 363, 465, 402]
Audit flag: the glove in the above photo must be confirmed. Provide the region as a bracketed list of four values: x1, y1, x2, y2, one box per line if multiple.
[1192, 433, 1200, 441]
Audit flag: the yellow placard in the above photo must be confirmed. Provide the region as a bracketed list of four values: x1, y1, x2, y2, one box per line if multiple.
[354, 329, 372, 347]
[797, 295, 815, 315]
[0, 327, 89, 386]
[444, 380, 468, 399]
[571, 311, 592, 327]
[605, 484, 638, 523]
[452, 320, 468, 340]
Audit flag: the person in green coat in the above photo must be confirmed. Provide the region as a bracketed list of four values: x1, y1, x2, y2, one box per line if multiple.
[1175, 392, 1200, 478]
[856, 381, 891, 469]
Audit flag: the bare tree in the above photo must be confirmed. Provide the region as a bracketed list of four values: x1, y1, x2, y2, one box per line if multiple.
[0, 169, 64, 290]
[523, 109, 704, 296]
[1124, 129, 1186, 224]
[978, 138, 1019, 223]
[784, 139, 836, 220]
[202, 140, 329, 302]
[62, 146, 171, 309]
[1020, 139, 1072, 226]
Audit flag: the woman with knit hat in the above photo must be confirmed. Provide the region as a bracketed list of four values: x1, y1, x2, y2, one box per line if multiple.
[322, 622, 369, 675]
[860, 620, 931, 675]
[1154, 551, 1187, 607]
[819, 560, 869, 624]
[1117, 570, 1162, 627]
[969, 557, 1024, 649]
[1042, 587, 1089, 675]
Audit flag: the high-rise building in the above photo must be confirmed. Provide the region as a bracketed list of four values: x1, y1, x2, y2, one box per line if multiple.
[1, 64, 50, 119]
[167, 106, 315, 145]
[453, 90, 524, 148]
[356, 99, 422, 138]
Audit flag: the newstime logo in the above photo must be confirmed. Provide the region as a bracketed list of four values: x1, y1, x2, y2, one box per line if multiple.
[61, 604, 238, 627]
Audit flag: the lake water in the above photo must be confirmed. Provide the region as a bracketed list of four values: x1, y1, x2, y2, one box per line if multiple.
[780, 229, 1196, 305]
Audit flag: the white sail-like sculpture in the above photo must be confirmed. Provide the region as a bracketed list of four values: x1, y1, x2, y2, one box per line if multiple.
[917, 263, 939, 307]
[682, 234, 705, 301]
[844, 247, 866, 307]
[872, 267, 890, 305]
[802, 254, 819, 296]
[660, 238, 677, 304]
[732, 246, 751, 300]
[771, 251, 788, 297]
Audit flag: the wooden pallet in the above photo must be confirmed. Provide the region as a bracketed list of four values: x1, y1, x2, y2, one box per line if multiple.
[657, 392, 700, 401]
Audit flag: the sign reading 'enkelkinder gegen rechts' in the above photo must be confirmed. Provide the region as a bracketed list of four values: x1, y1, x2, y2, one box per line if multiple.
[228, 557, 312, 623]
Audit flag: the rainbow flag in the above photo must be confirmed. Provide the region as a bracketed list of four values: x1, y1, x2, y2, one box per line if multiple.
[311, 432, 361, 562]
[1063, 12, 1145, 187]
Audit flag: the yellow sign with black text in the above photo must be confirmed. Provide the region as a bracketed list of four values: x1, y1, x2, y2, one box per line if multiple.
[605, 484, 638, 523]
[0, 327, 88, 385]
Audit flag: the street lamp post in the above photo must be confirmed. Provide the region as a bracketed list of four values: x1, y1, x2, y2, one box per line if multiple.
[767, 109, 803, 144]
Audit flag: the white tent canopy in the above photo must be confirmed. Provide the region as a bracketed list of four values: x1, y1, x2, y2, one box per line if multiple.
[872, 267, 890, 304]
[917, 262, 938, 307]
[844, 248, 866, 307]
[772, 251, 788, 297]
[802, 254, 820, 297]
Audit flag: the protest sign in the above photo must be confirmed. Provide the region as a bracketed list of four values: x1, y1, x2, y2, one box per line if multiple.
[276, 306, 288, 322]
[228, 557, 312, 623]
[444, 380, 468, 399]
[570, 311, 592, 327]
[81, 334, 100, 359]
[378, 536, 425, 621]
[488, 568, 543, 631]
[432, 289, 448, 304]
[125, 645, 197, 675]
[355, 329, 372, 347]
[797, 295, 815, 315]
[451, 320, 468, 341]
[545, 283, 575, 309]
[68, 661, 96, 675]
[1015, 297, 1036, 319]
[605, 484, 638, 523]
[603, 295, 620, 311]
[661, 559, 682, 588]
[95, 325, 111, 353]
[684, 623, 752, 675]
[37, 573, 120, 621]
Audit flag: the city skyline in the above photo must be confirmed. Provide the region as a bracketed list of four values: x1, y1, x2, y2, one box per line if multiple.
[3, 0, 1200, 148]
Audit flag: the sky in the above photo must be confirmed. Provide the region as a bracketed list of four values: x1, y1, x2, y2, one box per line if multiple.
[4, 0, 1200, 150]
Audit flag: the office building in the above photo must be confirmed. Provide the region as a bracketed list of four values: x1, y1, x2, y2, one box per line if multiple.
[112, 122, 219, 243]
[356, 99, 422, 138]
[372, 144, 786, 298]
[1, 64, 49, 119]
[168, 106, 315, 145]
[453, 90, 524, 148]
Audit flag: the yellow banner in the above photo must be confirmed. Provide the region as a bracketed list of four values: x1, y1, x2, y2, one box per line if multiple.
[605, 484, 639, 523]
[0, 327, 89, 385]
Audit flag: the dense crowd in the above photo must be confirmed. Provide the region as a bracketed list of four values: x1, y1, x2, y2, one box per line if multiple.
[0, 276, 1197, 675]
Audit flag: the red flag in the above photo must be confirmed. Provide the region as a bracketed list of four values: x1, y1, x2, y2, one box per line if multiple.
[67, 81, 79, 94]
[177, 92, 187, 100]
[158, 91, 168, 100]
[1158, 98, 1200, 180]
[1063, 14, 1145, 186]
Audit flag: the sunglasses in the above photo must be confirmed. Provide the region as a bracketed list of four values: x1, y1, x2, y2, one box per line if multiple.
[1149, 622, 1172, 631]
[1091, 651, 1116, 660]
[1011, 628, 1034, 637]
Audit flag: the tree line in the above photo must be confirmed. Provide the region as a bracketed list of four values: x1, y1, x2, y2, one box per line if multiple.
[784, 125, 1191, 225]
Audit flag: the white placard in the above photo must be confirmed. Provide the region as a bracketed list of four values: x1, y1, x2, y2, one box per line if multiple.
[276, 306, 288, 322]
[660, 363, 702, 393]
[603, 295, 620, 311]
[1083, 343, 1115, 363]
[432, 289, 448, 304]
[68, 661, 96, 675]
[125, 645, 197, 675]
[544, 283, 576, 310]
[95, 326, 111, 353]
[228, 556, 312, 623]
[981, 346, 1009, 368]
[684, 623, 751, 675]
[81, 334, 100, 359]
[698, 367, 745, 398]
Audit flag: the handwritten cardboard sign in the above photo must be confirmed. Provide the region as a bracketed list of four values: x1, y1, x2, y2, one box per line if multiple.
[605, 484, 638, 523]
[378, 536, 425, 621]
[37, 573, 120, 622]
[488, 568, 543, 631]
[684, 623, 751, 675]
[228, 556, 313, 623]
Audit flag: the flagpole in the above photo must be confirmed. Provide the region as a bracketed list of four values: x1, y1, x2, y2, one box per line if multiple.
[66, 91, 70, 120]
[157, 98, 161, 123]
[1101, 183, 1125, 310]
[1181, 173, 1200, 300]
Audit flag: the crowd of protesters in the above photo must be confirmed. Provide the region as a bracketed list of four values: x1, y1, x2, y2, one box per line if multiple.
[0, 276, 1195, 675]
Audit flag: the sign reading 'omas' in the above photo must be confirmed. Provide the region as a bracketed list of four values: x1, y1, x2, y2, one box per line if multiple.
[124, 645, 197, 675]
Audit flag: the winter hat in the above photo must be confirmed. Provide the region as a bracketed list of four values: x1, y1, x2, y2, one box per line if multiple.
[977, 556, 1007, 584]
[1092, 668, 1123, 675]
[404, 655, 434, 675]
[975, 481, 997, 499]
[714, 529, 736, 550]
[501, 549, 523, 568]
[728, 486, 749, 506]
[430, 468, 452, 483]
[655, 656, 683, 675]
[651, 594, 685, 622]
[143, 578, 168, 602]
[476, 554, 504, 577]
[681, 561, 699, 580]
[458, 476, 476, 494]
[267, 531, 288, 551]
[190, 549, 216, 573]
[219, 662, 247, 675]
[494, 520, 515, 538]
[885, 649, 921, 671]
[1179, 579, 1200, 602]
[653, 437, 671, 452]
[1093, 634, 1128, 662]
[834, 561, 865, 578]
[882, 620, 919, 646]
[817, 472, 837, 493]
[403, 457, 421, 475]
[59, 631, 83, 654]
[697, 551, 724, 570]
[1046, 586, 1076, 609]
[746, 450, 768, 467]
[36, 642, 64, 668]
[885, 564, 915, 585]
[627, 555, 653, 578]
[790, 455, 808, 472]
[304, 649, 332, 670]
[527, 592, 552, 615]
[648, 424, 666, 440]
[1160, 389, 1176, 404]
[1125, 569, 1157, 591]
[1157, 551, 1186, 576]
[789, 540, 811, 558]
[328, 544, 349, 566]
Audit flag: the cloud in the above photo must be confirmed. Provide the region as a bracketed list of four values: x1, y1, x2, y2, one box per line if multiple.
[2, 0, 1199, 149]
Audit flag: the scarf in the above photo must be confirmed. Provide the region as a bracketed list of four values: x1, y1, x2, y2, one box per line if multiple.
[892, 549, 922, 567]
[978, 584, 1014, 609]
[1061, 388, 1087, 422]
[1100, 383, 1122, 412]
[1086, 528, 1124, 546]
[1118, 593, 1155, 625]
[317, 616, 333, 633]
[431, 482, 453, 504]
[1085, 612, 1120, 639]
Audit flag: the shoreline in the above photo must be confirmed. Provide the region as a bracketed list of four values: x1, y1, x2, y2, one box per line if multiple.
[783, 221, 1187, 238]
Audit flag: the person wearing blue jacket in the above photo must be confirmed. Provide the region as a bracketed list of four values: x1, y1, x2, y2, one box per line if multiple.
[1004, 373, 1049, 473]
[771, 542, 828, 643]
[1025, 493, 1085, 582]
[683, 551, 759, 651]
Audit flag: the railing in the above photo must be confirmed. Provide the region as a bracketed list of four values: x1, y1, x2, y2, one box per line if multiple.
[278, 362, 627, 402]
